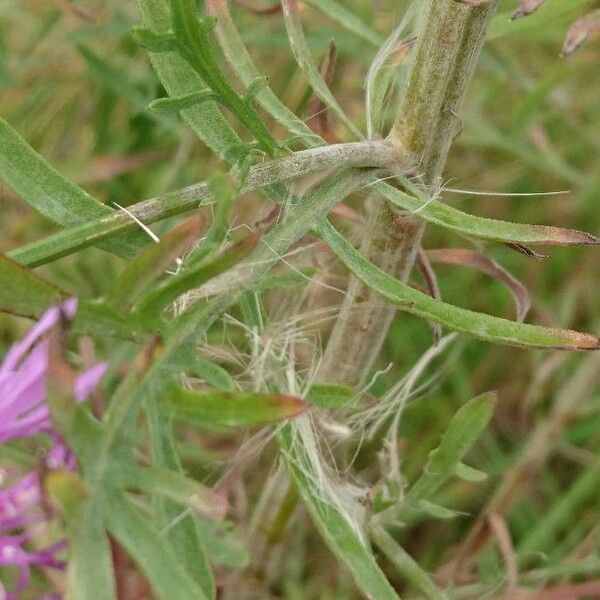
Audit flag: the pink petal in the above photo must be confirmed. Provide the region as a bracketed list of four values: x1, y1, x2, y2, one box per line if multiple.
[74, 362, 107, 401]
[0, 298, 77, 375]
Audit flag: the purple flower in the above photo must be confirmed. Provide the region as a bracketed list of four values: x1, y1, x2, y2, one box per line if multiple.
[0, 299, 106, 599]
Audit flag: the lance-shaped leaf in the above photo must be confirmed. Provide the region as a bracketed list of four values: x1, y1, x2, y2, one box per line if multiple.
[280, 0, 362, 138]
[318, 219, 600, 350]
[403, 392, 496, 516]
[105, 491, 209, 600]
[115, 465, 227, 520]
[0, 118, 143, 257]
[132, 232, 260, 321]
[278, 424, 401, 600]
[375, 180, 600, 247]
[307, 383, 356, 409]
[426, 248, 531, 322]
[105, 218, 203, 312]
[165, 386, 307, 427]
[0, 254, 66, 318]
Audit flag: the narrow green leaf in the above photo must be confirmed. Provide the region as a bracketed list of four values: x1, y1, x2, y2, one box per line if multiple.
[149, 90, 218, 112]
[0, 254, 65, 318]
[406, 392, 496, 509]
[318, 219, 600, 350]
[105, 490, 209, 600]
[131, 25, 178, 51]
[137, 0, 242, 159]
[146, 402, 217, 598]
[9, 182, 212, 267]
[376, 179, 600, 247]
[280, 0, 362, 138]
[186, 173, 235, 264]
[455, 462, 488, 483]
[166, 386, 307, 427]
[57, 495, 116, 600]
[372, 526, 448, 600]
[0, 118, 143, 257]
[415, 500, 460, 521]
[133, 233, 260, 321]
[257, 267, 319, 292]
[307, 383, 356, 409]
[206, 0, 321, 145]
[105, 219, 203, 312]
[189, 357, 235, 390]
[303, 0, 383, 46]
[116, 465, 227, 520]
[168, 0, 279, 156]
[278, 424, 400, 600]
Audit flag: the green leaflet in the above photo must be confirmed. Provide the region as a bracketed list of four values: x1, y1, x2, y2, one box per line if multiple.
[318, 219, 600, 350]
[165, 386, 307, 427]
[57, 495, 116, 600]
[145, 403, 217, 598]
[403, 392, 496, 515]
[278, 423, 401, 600]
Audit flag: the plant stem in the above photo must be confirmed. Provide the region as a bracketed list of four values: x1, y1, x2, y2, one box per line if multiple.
[9, 141, 398, 267]
[319, 0, 499, 387]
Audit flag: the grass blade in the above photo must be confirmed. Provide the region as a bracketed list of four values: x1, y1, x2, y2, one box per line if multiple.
[318, 219, 600, 350]
[303, 0, 382, 46]
[280, 0, 362, 138]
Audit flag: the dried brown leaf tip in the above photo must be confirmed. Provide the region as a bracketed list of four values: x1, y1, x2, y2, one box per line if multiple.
[308, 40, 339, 144]
[562, 9, 600, 57]
[511, 0, 548, 20]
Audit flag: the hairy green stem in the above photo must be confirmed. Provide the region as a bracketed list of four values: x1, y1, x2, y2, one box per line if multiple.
[9, 141, 398, 267]
[319, 0, 499, 387]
